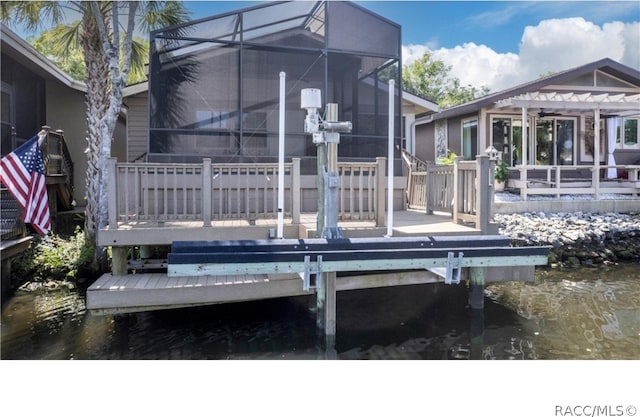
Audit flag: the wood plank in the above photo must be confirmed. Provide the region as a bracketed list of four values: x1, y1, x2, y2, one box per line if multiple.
[134, 274, 152, 289]
[86, 273, 305, 313]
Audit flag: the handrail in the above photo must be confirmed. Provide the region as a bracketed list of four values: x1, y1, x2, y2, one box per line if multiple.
[107, 158, 386, 228]
[40, 127, 74, 208]
[0, 188, 27, 240]
[515, 164, 640, 200]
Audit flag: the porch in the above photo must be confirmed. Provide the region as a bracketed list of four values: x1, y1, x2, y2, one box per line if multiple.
[510, 164, 640, 200]
[494, 91, 640, 201]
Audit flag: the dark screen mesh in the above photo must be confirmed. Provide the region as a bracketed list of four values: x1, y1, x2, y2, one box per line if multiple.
[149, 1, 401, 165]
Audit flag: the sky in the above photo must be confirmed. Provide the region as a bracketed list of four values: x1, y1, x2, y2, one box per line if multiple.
[182, 0, 640, 92]
[9, 1, 640, 93]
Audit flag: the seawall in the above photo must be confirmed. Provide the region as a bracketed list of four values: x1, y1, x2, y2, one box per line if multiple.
[494, 212, 640, 267]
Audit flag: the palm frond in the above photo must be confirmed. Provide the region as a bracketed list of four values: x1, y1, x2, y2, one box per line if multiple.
[140, 1, 190, 34]
[0, 1, 65, 32]
[127, 37, 150, 83]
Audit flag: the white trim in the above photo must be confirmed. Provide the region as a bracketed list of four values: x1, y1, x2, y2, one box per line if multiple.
[123, 81, 149, 97]
[496, 91, 640, 111]
[460, 117, 478, 160]
[402, 90, 439, 113]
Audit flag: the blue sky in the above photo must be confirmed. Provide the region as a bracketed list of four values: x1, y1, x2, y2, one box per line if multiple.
[182, 1, 640, 91]
[10, 1, 640, 92]
[183, 1, 639, 51]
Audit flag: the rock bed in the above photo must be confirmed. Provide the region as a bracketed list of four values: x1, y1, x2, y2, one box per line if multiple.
[493, 212, 640, 267]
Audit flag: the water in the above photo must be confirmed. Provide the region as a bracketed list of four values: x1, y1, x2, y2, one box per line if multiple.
[1, 264, 639, 360]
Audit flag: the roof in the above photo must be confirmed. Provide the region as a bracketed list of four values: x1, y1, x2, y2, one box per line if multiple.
[417, 58, 640, 123]
[1, 24, 86, 92]
[495, 91, 640, 112]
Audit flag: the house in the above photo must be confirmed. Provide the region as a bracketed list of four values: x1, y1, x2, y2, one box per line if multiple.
[1, 23, 90, 237]
[413, 58, 640, 199]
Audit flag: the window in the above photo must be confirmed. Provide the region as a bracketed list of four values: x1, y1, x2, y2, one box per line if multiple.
[535, 118, 575, 165]
[617, 118, 639, 149]
[491, 117, 524, 166]
[461, 119, 477, 160]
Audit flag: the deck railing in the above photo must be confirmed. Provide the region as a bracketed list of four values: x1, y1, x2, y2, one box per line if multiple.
[0, 189, 27, 240]
[402, 150, 428, 210]
[108, 157, 386, 228]
[338, 160, 383, 221]
[513, 164, 640, 200]
[404, 155, 492, 232]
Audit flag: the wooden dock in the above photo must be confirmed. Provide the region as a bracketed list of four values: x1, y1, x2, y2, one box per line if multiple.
[87, 210, 545, 316]
[87, 270, 455, 315]
[89, 210, 475, 314]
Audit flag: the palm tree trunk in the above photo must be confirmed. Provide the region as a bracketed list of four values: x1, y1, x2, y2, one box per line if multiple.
[80, 10, 110, 267]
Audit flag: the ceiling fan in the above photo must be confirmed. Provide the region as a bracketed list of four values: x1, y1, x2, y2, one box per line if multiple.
[537, 109, 561, 117]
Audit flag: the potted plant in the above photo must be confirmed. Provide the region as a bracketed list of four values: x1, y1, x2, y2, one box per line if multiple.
[494, 160, 509, 191]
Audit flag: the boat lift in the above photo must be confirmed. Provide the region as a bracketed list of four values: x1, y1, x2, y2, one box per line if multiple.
[166, 74, 550, 348]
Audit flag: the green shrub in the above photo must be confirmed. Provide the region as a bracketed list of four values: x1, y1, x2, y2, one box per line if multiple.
[12, 227, 94, 281]
[494, 160, 510, 184]
[437, 150, 458, 165]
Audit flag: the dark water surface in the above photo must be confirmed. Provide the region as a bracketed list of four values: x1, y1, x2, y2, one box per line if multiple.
[1, 263, 639, 360]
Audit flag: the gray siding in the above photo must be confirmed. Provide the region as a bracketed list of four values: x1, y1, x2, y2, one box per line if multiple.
[124, 92, 148, 162]
[46, 80, 87, 205]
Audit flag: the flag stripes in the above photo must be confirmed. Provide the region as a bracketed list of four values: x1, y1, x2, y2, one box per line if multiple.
[0, 134, 51, 235]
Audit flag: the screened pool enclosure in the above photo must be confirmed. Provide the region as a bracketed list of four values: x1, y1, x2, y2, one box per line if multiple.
[148, 1, 402, 172]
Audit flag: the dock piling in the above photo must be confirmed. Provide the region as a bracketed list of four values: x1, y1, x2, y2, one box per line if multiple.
[468, 267, 485, 309]
[316, 269, 337, 350]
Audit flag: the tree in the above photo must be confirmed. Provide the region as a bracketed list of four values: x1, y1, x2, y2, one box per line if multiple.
[403, 51, 490, 109]
[1, 1, 190, 269]
[29, 24, 87, 81]
[28, 24, 149, 84]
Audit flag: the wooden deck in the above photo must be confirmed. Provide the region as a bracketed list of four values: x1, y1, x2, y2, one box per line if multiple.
[97, 209, 484, 247]
[88, 269, 462, 315]
[86, 210, 528, 315]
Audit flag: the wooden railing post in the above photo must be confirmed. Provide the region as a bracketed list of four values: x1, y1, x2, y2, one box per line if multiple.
[476, 155, 490, 233]
[519, 166, 528, 200]
[376, 157, 386, 227]
[593, 165, 601, 200]
[452, 159, 460, 222]
[425, 161, 433, 215]
[202, 158, 212, 227]
[292, 158, 301, 224]
[108, 158, 118, 229]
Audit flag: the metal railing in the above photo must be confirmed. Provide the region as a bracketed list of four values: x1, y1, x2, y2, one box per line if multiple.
[0, 189, 27, 240]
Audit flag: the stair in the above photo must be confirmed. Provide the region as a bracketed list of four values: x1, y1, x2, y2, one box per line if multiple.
[0, 191, 27, 240]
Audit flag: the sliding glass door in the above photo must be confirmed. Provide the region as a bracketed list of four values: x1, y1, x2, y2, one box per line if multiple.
[535, 118, 575, 165]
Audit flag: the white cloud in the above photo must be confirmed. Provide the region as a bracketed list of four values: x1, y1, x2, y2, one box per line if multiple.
[403, 18, 640, 93]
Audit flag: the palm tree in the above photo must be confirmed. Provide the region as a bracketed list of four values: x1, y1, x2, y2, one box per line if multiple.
[1, 1, 189, 269]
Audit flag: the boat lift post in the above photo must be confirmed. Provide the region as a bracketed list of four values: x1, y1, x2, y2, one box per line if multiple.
[301, 88, 352, 348]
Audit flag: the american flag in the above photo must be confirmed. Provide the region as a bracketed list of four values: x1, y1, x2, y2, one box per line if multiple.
[0, 133, 51, 235]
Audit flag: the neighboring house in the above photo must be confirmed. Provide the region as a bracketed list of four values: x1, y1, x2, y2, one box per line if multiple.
[1, 23, 87, 207]
[414, 58, 640, 197]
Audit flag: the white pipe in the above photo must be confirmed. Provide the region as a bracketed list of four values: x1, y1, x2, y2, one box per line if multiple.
[277, 72, 286, 239]
[521, 106, 528, 165]
[387, 80, 395, 237]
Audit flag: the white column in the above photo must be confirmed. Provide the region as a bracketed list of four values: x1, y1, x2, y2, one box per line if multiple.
[387, 80, 395, 237]
[277, 72, 286, 238]
[521, 106, 528, 166]
[593, 108, 601, 199]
